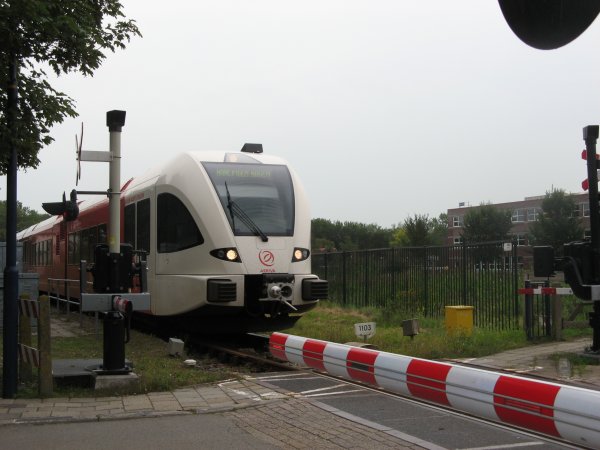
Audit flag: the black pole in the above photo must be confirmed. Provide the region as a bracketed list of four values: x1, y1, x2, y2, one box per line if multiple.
[3, 55, 19, 398]
[584, 125, 600, 281]
[583, 125, 600, 352]
[524, 279, 533, 340]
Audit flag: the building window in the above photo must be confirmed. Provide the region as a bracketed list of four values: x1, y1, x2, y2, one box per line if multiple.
[514, 233, 527, 246]
[452, 216, 463, 228]
[527, 208, 539, 221]
[512, 209, 525, 223]
[585, 229, 592, 240]
[581, 203, 590, 217]
[453, 236, 463, 245]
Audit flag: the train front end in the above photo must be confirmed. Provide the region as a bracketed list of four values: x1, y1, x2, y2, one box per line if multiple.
[199, 149, 327, 331]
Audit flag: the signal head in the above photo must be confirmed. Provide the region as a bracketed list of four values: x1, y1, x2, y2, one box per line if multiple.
[41, 190, 79, 221]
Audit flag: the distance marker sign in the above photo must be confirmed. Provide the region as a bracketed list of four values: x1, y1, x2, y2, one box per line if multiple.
[354, 322, 376, 339]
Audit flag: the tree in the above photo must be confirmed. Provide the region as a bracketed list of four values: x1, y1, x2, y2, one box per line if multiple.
[0, 201, 49, 241]
[461, 203, 512, 243]
[429, 213, 448, 246]
[529, 189, 583, 254]
[401, 214, 430, 246]
[311, 218, 393, 251]
[391, 213, 448, 247]
[0, 1, 141, 173]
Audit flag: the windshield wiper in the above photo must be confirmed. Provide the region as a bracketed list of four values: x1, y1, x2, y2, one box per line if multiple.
[224, 183, 268, 242]
[225, 182, 236, 230]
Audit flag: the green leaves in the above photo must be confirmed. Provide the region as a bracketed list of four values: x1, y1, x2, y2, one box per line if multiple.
[461, 203, 512, 244]
[0, 0, 141, 174]
[0, 200, 49, 240]
[528, 189, 583, 254]
[391, 213, 448, 247]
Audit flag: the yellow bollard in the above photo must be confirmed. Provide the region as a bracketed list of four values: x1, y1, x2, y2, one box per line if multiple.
[445, 305, 474, 336]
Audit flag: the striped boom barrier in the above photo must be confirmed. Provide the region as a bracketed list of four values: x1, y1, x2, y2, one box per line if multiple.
[270, 332, 600, 449]
[18, 295, 53, 396]
[18, 344, 40, 368]
[19, 298, 40, 368]
[517, 287, 574, 296]
[19, 299, 40, 319]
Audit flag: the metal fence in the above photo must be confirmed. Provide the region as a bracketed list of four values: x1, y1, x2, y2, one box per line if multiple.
[312, 241, 521, 330]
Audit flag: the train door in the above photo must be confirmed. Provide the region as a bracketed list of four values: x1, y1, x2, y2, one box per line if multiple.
[124, 191, 154, 292]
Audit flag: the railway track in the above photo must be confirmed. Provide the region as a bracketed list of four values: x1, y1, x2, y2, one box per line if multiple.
[185, 333, 296, 373]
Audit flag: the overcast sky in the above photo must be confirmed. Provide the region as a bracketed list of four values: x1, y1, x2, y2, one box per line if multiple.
[5, 1, 600, 228]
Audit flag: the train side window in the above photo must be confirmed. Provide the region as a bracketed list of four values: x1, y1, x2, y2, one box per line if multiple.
[157, 193, 203, 253]
[80, 227, 98, 263]
[45, 239, 51, 266]
[125, 204, 135, 247]
[68, 232, 80, 265]
[80, 229, 90, 264]
[89, 227, 97, 262]
[137, 199, 150, 253]
[98, 224, 107, 244]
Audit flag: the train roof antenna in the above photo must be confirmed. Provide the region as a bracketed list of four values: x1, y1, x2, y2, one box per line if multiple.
[241, 143, 263, 154]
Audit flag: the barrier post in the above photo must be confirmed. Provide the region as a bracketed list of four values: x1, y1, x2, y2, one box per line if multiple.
[552, 290, 563, 340]
[524, 280, 533, 340]
[18, 294, 32, 382]
[38, 295, 52, 396]
[543, 279, 552, 336]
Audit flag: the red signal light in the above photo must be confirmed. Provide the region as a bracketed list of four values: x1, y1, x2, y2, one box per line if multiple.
[581, 149, 600, 160]
[582, 170, 600, 191]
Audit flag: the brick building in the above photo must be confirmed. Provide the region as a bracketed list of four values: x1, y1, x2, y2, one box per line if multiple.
[446, 193, 591, 269]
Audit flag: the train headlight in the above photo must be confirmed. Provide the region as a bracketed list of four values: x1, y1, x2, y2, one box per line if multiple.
[210, 247, 242, 262]
[292, 247, 310, 262]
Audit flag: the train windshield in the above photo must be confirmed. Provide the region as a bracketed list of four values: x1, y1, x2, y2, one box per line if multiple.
[203, 162, 295, 237]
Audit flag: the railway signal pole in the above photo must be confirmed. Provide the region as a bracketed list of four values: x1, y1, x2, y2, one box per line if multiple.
[106, 110, 125, 275]
[77, 110, 150, 374]
[534, 126, 600, 352]
[42, 111, 149, 377]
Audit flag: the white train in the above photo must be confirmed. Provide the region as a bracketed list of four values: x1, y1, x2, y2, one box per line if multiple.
[19, 145, 328, 333]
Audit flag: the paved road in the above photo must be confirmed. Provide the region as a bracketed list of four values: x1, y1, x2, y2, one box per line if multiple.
[0, 413, 280, 450]
[255, 371, 573, 450]
[0, 397, 426, 450]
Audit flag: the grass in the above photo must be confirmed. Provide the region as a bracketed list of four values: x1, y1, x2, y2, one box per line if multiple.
[287, 304, 592, 360]
[2, 303, 594, 398]
[1, 312, 243, 399]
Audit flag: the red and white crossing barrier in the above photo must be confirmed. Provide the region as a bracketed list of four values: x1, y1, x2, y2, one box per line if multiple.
[517, 287, 574, 296]
[18, 298, 41, 367]
[270, 332, 600, 448]
[19, 299, 39, 318]
[18, 344, 40, 368]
